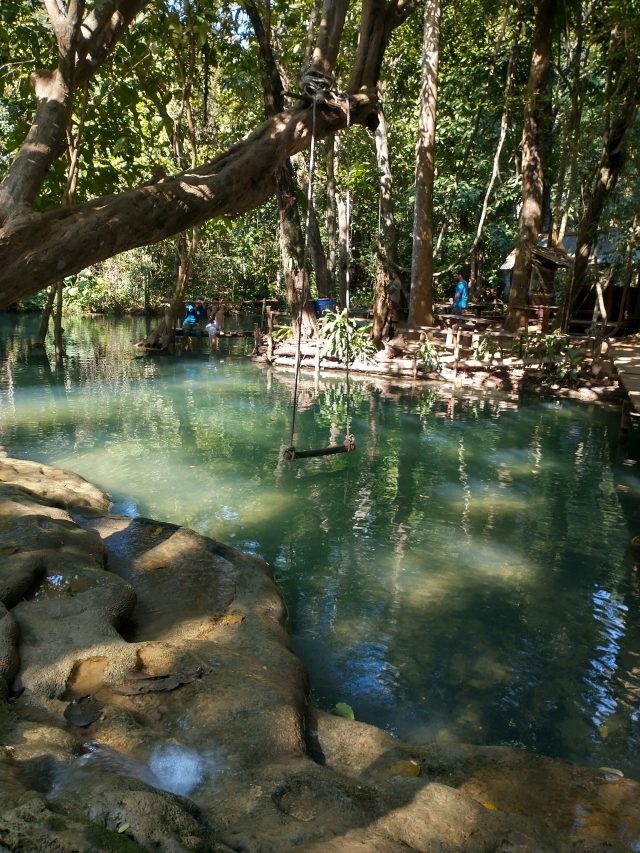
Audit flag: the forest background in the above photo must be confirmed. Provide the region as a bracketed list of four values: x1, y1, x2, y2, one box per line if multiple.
[0, 0, 637, 338]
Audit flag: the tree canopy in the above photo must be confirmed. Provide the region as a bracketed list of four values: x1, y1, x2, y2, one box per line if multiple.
[0, 0, 638, 314]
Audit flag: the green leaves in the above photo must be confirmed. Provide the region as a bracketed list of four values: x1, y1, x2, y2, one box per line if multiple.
[332, 701, 355, 720]
[319, 310, 376, 364]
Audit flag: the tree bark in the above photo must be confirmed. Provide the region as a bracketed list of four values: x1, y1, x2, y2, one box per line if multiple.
[34, 78, 89, 349]
[549, 4, 585, 246]
[0, 0, 416, 309]
[0, 0, 148, 222]
[337, 187, 350, 308]
[372, 104, 400, 344]
[305, 199, 331, 298]
[408, 0, 440, 329]
[35, 286, 57, 348]
[469, 14, 521, 289]
[139, 1, 201, 349]
[506, 0, 558, 332]
[245, 0, 320, 333]
[325, 134, 338, 292]
[434, 4, 511, 259]
[560, 34, 640, 330]
[53, 281, 64, 366]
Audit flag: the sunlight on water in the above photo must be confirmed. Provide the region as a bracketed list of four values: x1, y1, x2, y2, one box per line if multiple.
[2, 314, 640, 779]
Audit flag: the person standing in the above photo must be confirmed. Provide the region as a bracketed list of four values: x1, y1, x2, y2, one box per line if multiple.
[452, 272, 468, 316]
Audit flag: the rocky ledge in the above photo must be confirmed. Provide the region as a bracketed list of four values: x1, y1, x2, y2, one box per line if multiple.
[1, 456, 639, 852]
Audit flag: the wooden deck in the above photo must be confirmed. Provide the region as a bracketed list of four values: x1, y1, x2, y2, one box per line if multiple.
[611, 336, 640, 413]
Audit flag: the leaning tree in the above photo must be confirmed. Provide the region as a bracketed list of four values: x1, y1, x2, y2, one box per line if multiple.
[0, 0, 418, 311]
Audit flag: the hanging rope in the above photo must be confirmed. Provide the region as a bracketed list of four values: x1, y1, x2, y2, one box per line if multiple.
[286, 94, 319, 454]
[283, 77, 356, 464]
[343, 97, 355, 451]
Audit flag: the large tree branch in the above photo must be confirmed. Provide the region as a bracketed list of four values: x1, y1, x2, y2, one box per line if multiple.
[0, 94, 378, 307]
[0, 0, 419, 306]
[43, 0, 68, 48]
[310, 0, 349, 75]
[77, 0, 150, 81]
[348, 0, 419, 92]
[0, 0, 149, 220]
[244, 0, 286, 115]
[0, 70, 69, 220]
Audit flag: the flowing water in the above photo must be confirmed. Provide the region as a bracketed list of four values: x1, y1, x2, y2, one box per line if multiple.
[1, 313, 640, 779]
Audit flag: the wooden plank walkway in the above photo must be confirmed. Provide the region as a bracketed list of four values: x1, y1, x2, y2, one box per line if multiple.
[611, 336, 640, 413]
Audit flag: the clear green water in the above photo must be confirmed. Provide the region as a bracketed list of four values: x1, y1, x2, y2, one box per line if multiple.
[2, 313, 640, 778]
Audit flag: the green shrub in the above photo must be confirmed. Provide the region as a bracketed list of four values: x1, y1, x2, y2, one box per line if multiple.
[416, 338, 441, 372]
[521, 330, 583, 384]
[318, 309, 376, 363]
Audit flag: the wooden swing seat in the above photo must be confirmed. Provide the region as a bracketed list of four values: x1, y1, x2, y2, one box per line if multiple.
[283, 435, 356, 462]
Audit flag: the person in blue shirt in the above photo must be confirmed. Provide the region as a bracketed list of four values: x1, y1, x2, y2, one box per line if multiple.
[181, 297, 206, 351]
[182, 297, 206, 328]
[452, 273, 468, 316]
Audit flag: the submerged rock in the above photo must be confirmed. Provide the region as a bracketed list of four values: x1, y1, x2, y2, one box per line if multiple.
[1, 456, 639, 852]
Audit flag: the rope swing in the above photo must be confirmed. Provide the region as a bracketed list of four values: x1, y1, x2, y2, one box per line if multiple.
[282, 73, 356, 465]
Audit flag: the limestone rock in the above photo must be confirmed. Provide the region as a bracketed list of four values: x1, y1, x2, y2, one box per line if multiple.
[1, 457, 638, 853]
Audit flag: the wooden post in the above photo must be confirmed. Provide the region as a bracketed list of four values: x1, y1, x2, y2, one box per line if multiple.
[266, 306, 274, 362]
[252, 323, 261, 356]
[453, 323, 461, 374]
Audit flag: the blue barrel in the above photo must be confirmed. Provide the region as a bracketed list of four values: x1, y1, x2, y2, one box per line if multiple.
[314, 298, 337, 317]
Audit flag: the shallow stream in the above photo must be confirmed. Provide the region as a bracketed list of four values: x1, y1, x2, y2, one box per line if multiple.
[1, 313, 639, 778]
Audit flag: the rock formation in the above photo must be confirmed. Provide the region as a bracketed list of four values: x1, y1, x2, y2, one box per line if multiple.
[1, 457, 638, 851]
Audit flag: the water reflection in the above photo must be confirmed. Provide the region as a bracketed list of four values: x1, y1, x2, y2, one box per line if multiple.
[1, 313, 640, 779]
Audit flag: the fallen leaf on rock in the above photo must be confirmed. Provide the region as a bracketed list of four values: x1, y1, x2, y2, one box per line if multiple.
[387, 759, 421, 777]
[481, 802, 498, 811]
[147, 525, 164, 536]
[113, 666, 203, 695]
[218, 612, 245, 626]
[64, 695, 103, 727]
[332, 701, 355, 720]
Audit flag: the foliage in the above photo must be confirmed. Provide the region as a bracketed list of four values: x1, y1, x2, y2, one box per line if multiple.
[1, 0, 638, 317]
[415, 337, 441, 372]
[332, 701, 355, 720]
[271, 324, 292, 342]
[521, 330, 584, 384]
[318, 310, 376, 363]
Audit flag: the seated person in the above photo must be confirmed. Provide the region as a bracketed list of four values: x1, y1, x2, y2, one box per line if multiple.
[182, 297, 206, 331]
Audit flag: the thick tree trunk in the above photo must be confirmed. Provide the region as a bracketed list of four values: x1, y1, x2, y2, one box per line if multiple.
[142, 228, 199, 351]
[35, 286, 57, 348]
[560, 39, 640, 330]
[0, 0, 148, 222]
[506, 0, 557, 332]
[0, 0, 417, 309]
[434, 5, 510, 259]
[372, 105, 400, 344]
[302, 195, 330, 298]
[33, 80, 88, 350]
[277, 162, 317, 337]
[549, 6, 584, 246]
[325, 134, 338, 292]
[337, 189, 349, 308]
[53, 282, 64, 366]
[408, 0, 440, 329]
[470, 15, 521, 274]
[372, 260, 392, 343]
